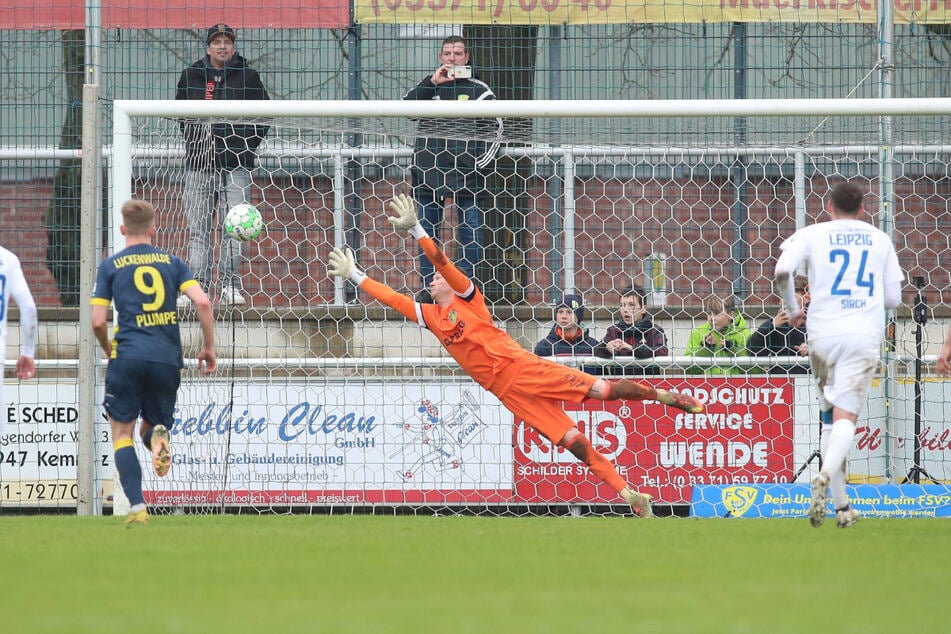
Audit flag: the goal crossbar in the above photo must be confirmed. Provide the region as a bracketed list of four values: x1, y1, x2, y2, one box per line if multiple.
[112, 98, 951, 120]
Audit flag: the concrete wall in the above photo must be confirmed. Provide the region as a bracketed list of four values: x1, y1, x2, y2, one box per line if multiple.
[7, 308, 950, 375]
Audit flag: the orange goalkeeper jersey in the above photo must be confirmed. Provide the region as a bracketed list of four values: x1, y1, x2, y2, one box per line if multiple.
[359, 236, 530, 396]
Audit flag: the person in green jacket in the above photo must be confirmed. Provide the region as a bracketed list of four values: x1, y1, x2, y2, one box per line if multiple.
[685, 294, 751, 375]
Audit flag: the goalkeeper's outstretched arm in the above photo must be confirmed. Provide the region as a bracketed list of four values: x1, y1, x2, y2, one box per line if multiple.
[326, 246, 418, 321]
[387, 194, 473, 295]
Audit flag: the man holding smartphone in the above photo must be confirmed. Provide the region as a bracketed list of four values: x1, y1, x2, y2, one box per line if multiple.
[402, 36, 503, 301]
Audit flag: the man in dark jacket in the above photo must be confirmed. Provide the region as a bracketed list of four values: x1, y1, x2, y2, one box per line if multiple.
[747, 274, 810, 374]
[594, 286, 668, 376]
[534, 293, 599, 358]
[175, 24, 269, 307]
[402, 36, 502, 298]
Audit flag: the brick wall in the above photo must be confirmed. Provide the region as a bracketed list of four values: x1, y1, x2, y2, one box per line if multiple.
[0, 179, 63, 307]
[3, 174, 948, 310]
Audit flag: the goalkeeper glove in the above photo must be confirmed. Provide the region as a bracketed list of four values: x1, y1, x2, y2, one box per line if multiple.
[387, 194, 428, 239]
[327, 247, 367, 285]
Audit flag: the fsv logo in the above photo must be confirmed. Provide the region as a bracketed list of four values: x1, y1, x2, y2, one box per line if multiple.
[516, 411, 627, 463]
[721, 486, 759, 517]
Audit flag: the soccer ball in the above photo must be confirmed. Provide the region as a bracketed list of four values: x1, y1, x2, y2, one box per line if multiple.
[224, 203, 263, 241]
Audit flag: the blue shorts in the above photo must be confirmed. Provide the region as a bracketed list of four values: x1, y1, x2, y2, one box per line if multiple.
[104, 358, 181, 427]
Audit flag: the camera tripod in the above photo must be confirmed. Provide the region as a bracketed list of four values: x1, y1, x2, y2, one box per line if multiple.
[792, 425, 822, 483]
[901, 277, 939, 484]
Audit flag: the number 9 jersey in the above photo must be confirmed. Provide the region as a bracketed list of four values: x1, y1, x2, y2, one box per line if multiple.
[91, 243, 198, 367]
[776, 217, 903, 342]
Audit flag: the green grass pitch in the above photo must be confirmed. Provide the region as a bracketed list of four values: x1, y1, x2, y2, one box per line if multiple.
[0, 514, 945, 633]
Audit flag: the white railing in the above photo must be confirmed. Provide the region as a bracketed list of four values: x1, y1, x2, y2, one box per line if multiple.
[6, 355, 935, 372]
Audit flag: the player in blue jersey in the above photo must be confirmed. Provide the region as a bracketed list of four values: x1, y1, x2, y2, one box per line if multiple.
[774, 182, 903, 529]
[91, 199, 217, 526]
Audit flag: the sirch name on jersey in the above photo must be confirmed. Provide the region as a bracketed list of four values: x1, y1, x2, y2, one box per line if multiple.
[841, 298, 868, 309]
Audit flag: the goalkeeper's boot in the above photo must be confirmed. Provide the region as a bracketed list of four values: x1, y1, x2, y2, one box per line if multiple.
[835, 505, 860, 528]
[151, 424, 171, 478]
[808, 472, 830, 527]
[621, 487, 653, 518]
[656, 389, 703, 414]
[124, 509, 150, 528]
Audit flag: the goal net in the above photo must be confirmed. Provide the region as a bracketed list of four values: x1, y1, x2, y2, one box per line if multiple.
[106, 98, 951, 517]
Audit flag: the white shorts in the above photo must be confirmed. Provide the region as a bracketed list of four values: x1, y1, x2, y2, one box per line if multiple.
[808, 335, 881, 416]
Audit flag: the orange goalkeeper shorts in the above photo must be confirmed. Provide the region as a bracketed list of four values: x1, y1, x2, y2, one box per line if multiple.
[498, 355, 596, 444]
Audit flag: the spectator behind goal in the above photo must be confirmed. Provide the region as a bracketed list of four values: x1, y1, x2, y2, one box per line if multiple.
[533, 293, 598, 357]
[684, 293, 752, 375]
[747, 274, 810, 374]
[533, 293, 599, 375]
[402, 35, 502, 299]
[593, 285, 668, 376]
[175, 23, 270, 307]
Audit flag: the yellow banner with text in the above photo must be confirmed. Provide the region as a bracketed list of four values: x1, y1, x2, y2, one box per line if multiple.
[356, 0, 951, 25]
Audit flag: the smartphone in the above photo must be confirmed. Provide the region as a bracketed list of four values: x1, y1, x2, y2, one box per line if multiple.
[451, 65, 472, 79]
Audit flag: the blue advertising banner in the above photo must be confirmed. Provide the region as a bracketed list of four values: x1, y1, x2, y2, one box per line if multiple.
[691, 483, 951, 519]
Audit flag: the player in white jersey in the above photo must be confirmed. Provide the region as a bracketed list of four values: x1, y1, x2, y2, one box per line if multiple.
[773, 182, 903, 529]
[0, 245, 38, 435]
[937, 325, 951, 376]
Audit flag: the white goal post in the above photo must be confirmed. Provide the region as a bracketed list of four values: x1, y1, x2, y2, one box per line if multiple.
[99, 98, 951, 517]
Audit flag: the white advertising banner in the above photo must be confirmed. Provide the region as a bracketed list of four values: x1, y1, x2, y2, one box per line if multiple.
[2, 377, 949, 507]
[144, 381, 512, 505]
[1, 382, 95, 505]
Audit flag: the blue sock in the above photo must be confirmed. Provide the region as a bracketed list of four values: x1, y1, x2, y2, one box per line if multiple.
[114, 440, 145, 506]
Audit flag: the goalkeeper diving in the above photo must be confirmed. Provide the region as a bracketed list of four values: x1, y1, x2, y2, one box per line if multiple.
[327, 195, 704, 517]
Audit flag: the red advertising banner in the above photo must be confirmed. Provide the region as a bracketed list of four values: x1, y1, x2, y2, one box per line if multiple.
[514, 376, 795, 505]
[5, 2, 348, 30]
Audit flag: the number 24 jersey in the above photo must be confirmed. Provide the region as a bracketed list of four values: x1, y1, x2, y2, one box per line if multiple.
[779, 218, 903, 341]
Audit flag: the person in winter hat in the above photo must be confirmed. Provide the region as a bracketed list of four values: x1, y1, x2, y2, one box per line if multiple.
[534, 293, 598, 359]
